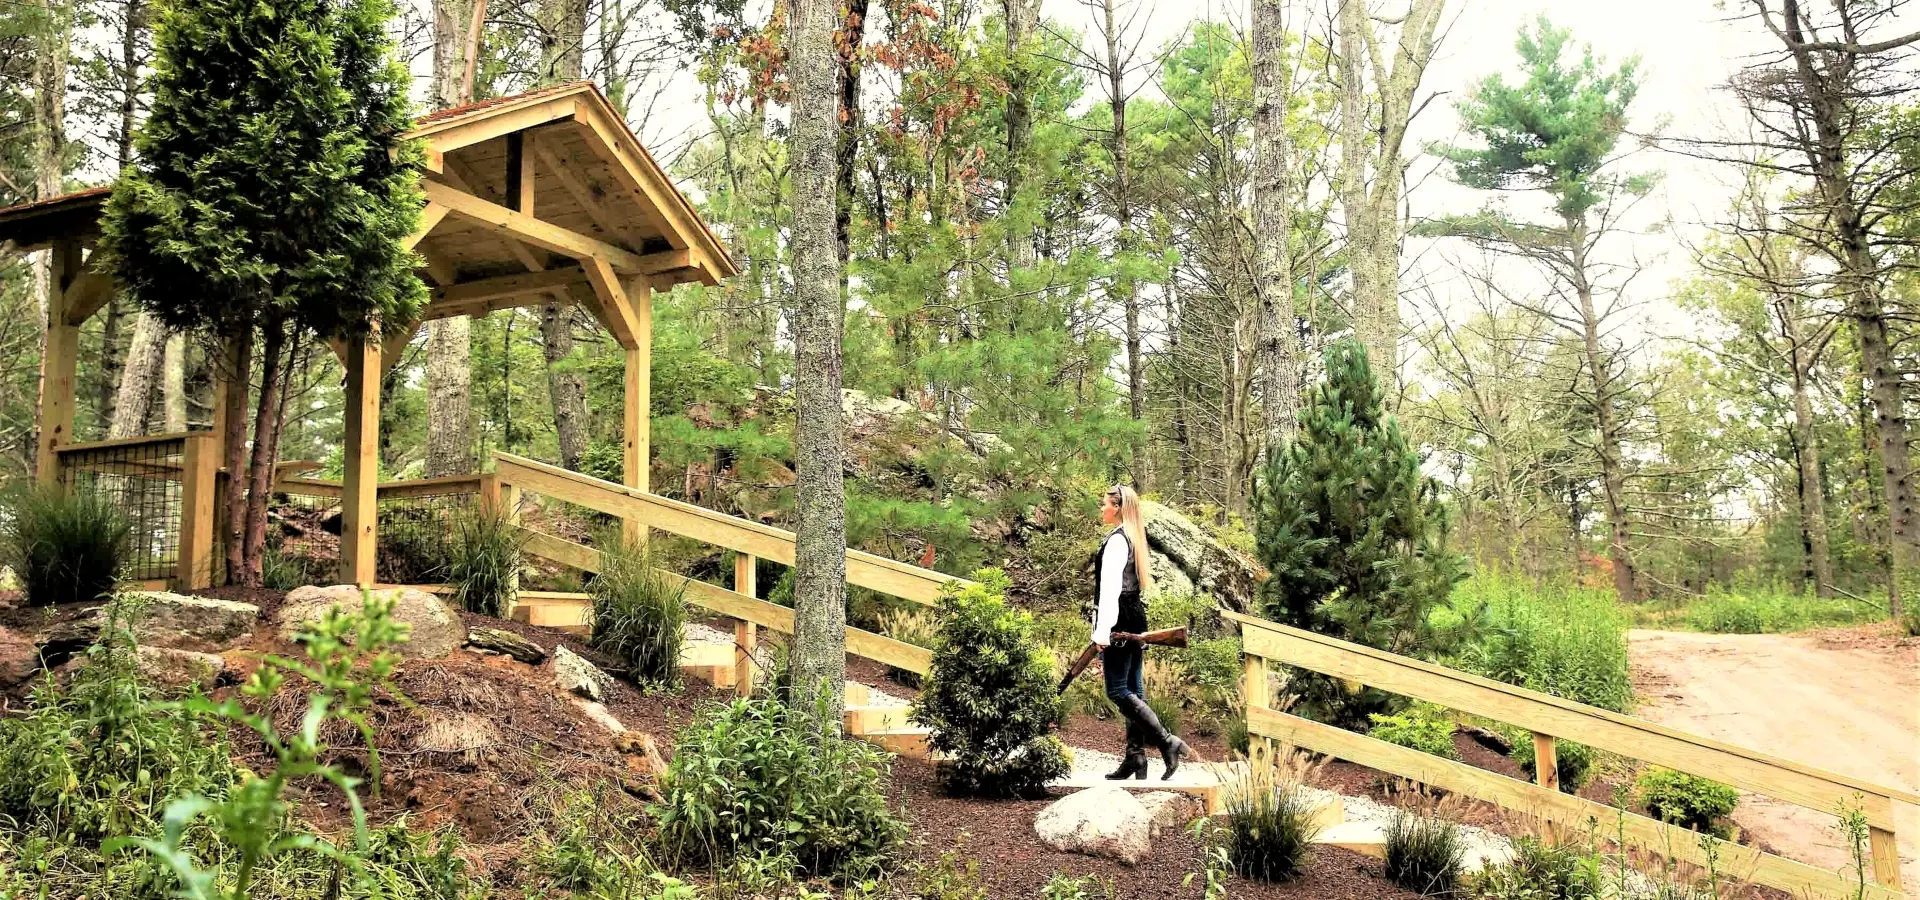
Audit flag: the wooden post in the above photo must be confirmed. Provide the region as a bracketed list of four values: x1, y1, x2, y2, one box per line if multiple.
[621, 279, 652, 545]
[1871, 826, 1903, 891]
[734, 552, 758, 698]
[35, 239, 82, 487]
[478, 472, 501, 513]
[1244, 652, 1272, 773]
[339, 332, 381, 586]
[1533, 731, 1562, 842]
[176, 432, 219, 589]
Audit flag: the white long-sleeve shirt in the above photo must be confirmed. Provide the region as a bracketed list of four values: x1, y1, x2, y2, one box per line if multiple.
[1091, 530, 1130, 645]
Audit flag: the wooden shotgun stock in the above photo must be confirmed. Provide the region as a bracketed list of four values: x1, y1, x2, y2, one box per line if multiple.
[1054, 626, 1189, 695]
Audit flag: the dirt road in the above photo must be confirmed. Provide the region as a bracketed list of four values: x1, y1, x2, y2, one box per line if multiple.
[1629, 627, 1919, 886]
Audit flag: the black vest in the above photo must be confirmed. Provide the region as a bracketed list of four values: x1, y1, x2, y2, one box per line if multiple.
[1093, 528, 1149, 633]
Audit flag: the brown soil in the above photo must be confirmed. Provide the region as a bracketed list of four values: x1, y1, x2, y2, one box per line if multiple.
[1630, 626, 1920, 886]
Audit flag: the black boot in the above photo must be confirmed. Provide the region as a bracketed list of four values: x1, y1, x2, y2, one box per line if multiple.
[1116, 695, 1191, 780]
[1105, 720, 1148, 780]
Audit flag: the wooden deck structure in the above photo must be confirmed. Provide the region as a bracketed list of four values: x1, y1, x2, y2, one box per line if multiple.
[0, 82, 737, 587]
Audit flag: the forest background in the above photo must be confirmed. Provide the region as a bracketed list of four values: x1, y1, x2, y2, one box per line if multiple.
[3, 0, 1917, 624]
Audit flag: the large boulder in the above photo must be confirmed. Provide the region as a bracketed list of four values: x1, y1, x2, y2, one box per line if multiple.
[0, 626, 40, 688]
[1141, 501, 1261, 612]
[1034, 786, 1152, 865]
[118, 592, 259, 651]
[135, 646, 226, 689]
[1135, 790, 1201, 837]
[552, 646, 613, 701]
[277, 585, 466, 659]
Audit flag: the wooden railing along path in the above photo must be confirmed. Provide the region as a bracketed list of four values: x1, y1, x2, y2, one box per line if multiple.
[490, 452, 959, 696]
[1232, 609, 1915, 900]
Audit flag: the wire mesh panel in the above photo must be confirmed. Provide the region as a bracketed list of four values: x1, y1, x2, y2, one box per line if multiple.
[57, 435, 189, 583]
[377, 489, 476, 585]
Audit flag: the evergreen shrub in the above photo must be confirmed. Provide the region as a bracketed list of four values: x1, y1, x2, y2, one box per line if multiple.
[1252, 339, 1468, 728]
[1636, 767, 1738, 835]
[447, 504, 525, 617]
[1368, 702, 1459, 759]
[653, 696, 904, 877]
[588, 538, 686, 687]
[912, 569, 1071, 798]
[1, 487, 130, 608]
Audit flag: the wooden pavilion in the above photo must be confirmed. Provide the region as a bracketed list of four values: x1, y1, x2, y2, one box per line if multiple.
[0, 81, 737, 587]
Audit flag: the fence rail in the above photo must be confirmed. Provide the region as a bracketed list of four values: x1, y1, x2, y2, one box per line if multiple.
[1229, 609, 1914, 900]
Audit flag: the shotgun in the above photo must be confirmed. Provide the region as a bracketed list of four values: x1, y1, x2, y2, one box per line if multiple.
[1054, 626, 1189, 695]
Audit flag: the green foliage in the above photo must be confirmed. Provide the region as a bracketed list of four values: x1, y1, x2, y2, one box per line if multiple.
[1903, 607, 1920, 638]
[1038, 872, 1115, 900]
[1221, 768, 1323, 883]
[653, 695, 904, 878]
[1185, 817, 1233, 900]
[0, 597, 233, 844]
[1369, 703, 1460, 760]
[1467, 836, 1599, 900]
[1431, 15, 1642, 220]
[877, 606, 939, 686]
[261, 544, 324, 591]
[1253, 339, 1469, 727]
[447, 504, 525, 618]
[1681, 590, 1878, 634]
[109, 591, 413, 900]
[909, 844, 988, 900]
[1384, 811, 1468, 896]
[1, 486, 130, 608]
[911, 569, 1071, 798]
[99, 0, 425, 341]
[1636, 768, 1738, 835]
[1454, 575, 1632, 714]
[588, 538, 687, 688]
[1509, 734, 1596, 794]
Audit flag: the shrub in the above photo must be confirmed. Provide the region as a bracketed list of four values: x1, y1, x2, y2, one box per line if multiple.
[588, 538, 687, 687]
[1039, 872, 1114, 900]
[447, 504, 525, 617]
[0, 596, 233, 843]
[1, 486, 130, 607]
[1369, 702, 1459, 759]
[1222, 764, 1323, 883]
[1455, 575, 1632, 713]
[653, 695, 905, 877]
[1509, 734, 1595, 794]
[261, 543, 323, 590]
[1467, 836, 1598, 900]
[911, 569, 1071, 798]
[1384, 811, 1467, 895]
[1903, 606, 1920, 638]
[1636, 767, 1738, 834]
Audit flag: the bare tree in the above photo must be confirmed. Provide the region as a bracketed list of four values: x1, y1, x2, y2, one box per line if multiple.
[1252, 0, 1300, 449]
[787, 0, 849, 721]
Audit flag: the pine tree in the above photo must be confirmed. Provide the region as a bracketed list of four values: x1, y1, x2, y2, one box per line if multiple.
[1252, 338, 1467, 727]
[100, 0, 425, 583]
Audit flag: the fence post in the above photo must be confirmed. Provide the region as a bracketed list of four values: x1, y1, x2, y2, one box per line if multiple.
[1532, 731, 1563, 842]
[177, 432, 219, 590]
[1244, 651, 1272, 774]
[734, 553, 758, 698]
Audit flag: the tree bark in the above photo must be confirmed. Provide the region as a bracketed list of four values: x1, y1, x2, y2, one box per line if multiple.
[1570, 221, 1637, 603]
[1099, 0, 1147, 488]
[162, 331, 187, 432]
[1005, 0, 1036, 270]
[533, 0, 591, 472]
[219, 330, 252, 585]
[788, 0, 849, 723]
[108, 313, 167, 438]
[537, 0, 586, 83]
[239, 323, 288, 586]
[1779, 295, 1833, 597]
[426, 317, 475, 474]
[1252, 0, 1298, 449]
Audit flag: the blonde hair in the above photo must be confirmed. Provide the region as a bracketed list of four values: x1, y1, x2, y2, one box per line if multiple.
[1109, 485, 1153, 592]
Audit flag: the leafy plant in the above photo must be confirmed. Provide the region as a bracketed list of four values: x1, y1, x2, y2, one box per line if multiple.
[108, 592, 413, 900]
[1507, 734, 1596, 794]
[260, 544, 323, 591]
[447, 504, 526, 617]
[1467, 835, 1598, 900]
[1, 486, 130, 608]
[653, 695, 905, 878]
[1384, 811, 1467, 896]
[911, 569, 1071, 798]
[1454, 575, 1632, 714]
[1636, 767, 1738, 835]
[588, 537, 687, 687]
[1369, 702, 1460, 759]
[0, 595, 233, 843]
[1221, 761, 1323, 883]
[1184, 817, 1233, 900]
[1039, 872, 1115, 900]
[910, 843, 988, 900]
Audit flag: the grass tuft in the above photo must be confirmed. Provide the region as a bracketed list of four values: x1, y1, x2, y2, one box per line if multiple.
[1, 486, 129, 608]
[587, 537, 687, 688]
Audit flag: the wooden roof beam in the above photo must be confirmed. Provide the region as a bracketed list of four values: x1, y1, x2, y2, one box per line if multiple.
[423, 178, 649, 273]
[528, 129, 642, 251]
[566, 99, 726, 286]
[416, 94, 578, 155]
[581, 255, 643, 350]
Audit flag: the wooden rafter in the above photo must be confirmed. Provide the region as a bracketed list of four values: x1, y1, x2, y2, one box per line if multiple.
[529, 129, 641, 250]
[567, 96, 727, 285]
[579, 256, 643, 349]
[423, 178, 649, 273]
[407, 202, 449, 251]
[414, 94, 577, 155]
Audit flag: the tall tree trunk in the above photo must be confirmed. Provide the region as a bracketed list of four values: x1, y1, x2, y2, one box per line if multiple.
[427, 0, 478, 474]
[1251, 0, 1298, 449]
[1100, 0, 1147, 488]
[537, 0, 586, 82]
[162, 332, 187, 432]
[1571, 223, 1637, 603]
[1783, 302, 1833, 597]
[788, 0, 849, 723]
[108, 313, 166, 438]
[1004, 0, 1035, 270]
[239, 323, 288, 586]
[534, 0, 591, 471]
[834, 0, 869, 274]
[220, 330, 253, 585]
[95, 0, 149, 432]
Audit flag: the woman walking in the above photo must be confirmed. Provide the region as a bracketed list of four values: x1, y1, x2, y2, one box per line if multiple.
[1092, 484, 1191, 780]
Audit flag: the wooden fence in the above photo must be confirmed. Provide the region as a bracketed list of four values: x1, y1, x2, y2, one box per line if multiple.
[1231, 609, 1915, 900]
[491, 452, 956, 696]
